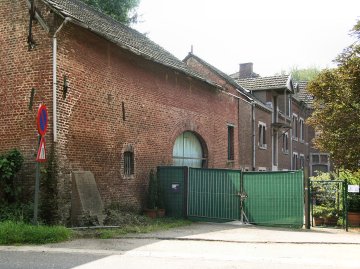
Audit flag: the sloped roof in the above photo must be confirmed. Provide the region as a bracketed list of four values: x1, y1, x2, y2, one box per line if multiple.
[43, 0, 219, 88]
[236, 75, 292, 91]
[183, 53, 253, 100]
[294, 81, 314, 106]
[229, 71, 260, 79]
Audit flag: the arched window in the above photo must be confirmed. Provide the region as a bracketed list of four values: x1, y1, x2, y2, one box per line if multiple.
[172, 131, 206, 168]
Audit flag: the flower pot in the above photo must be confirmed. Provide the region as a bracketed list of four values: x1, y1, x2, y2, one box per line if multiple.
[324, 216, 338, 226]
[348, 212, 360, 226]
[157, 208, 166, 218]
[313, 217, 324, 226]
[144, 209, 157, 219]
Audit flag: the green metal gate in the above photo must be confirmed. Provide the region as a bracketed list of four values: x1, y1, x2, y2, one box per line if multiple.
[158, 166, 187, 218]
[187, 168, 241, 221]
[158, 167, 304, 227]
[243, 171, 304, 228]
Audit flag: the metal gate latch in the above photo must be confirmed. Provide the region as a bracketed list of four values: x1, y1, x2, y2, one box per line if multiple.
[237, 192, 248, 201]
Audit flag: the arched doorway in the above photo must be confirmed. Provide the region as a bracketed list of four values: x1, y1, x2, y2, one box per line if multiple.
[172, 131, 206, 168]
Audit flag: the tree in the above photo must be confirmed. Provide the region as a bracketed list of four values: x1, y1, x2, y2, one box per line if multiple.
[80, 0, 140, 25]
[276, 66, 321, 81]
[289, 66, 321, 81]
[307, 20, 360, 171]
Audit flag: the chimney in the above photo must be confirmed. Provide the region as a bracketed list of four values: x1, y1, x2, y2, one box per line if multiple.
[239, 63, 254, 79]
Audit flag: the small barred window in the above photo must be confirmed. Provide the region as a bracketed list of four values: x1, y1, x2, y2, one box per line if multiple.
[124, 151, 134, 176]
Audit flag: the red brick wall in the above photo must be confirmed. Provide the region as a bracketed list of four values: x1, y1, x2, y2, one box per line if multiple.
[51, 22, 241, 217]
[0, 0, 53, 197]
[254, 106, 272, 170]
[238, 99, 253, 169]
[184, 56, 253, 169]
[291, 100, 313, 170]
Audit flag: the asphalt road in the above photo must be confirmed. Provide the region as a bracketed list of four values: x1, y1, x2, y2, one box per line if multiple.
[0, 251, 105, 269]
[0, 223, 359, 269]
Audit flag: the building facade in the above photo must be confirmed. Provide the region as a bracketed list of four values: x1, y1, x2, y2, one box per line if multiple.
[0, 0, 330, 223]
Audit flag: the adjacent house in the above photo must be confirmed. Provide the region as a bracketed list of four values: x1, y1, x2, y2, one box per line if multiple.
[232, 64, 330, 174]
[294, 81, 331, 176]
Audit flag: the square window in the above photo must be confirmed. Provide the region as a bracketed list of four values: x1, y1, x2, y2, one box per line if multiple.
[312, 154, 320, 163]
[320, 155, 329, 164]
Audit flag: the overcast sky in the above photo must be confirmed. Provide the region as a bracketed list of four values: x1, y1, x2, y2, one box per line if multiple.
[133, 0, 360, 76]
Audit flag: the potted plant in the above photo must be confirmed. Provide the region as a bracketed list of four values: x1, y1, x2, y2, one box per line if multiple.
[156, 175, 166, 217]
[348, 194, 360, 226]
[144, 169, 158, 219]
[312, 205, 326, 226]
[324, 208, 339, 226]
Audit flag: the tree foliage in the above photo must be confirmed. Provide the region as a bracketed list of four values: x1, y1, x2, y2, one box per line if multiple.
[307, 20, 360, 171]
[275, 66, 321, 81]
[289, 66, 321, 81]
[0, 149, 24, 204]
[80, 0, 140, 25]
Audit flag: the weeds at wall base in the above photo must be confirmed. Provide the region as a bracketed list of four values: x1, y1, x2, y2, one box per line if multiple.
[0, 221, 72, 245]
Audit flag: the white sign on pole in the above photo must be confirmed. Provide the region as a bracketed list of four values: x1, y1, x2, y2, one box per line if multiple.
[348, 185, 359, 193]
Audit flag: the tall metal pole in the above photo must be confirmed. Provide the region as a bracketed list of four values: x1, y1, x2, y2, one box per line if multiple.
[345, 179, 348, 232]
[33, 136, 41, 225]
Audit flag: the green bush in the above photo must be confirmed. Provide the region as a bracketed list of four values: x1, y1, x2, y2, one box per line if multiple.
[146, 170, 157, 209]
[0, 221, 71, 245]
[313, 205, 335, 218]
[0, 203, 33, 223]
[146, 169, 165, 210]
[0, 149, 24, 203]
[348, 194, 360, 212]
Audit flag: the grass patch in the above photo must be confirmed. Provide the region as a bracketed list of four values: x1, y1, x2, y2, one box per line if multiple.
[0, 221, 72, 245]
[74, 218, 192, 239]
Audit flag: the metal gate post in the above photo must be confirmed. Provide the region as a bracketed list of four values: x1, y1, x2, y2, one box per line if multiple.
[184, 166, 189, 218]
[304, 167, 310, 229]
[344, 178, 348, 232]
[239, 171, 249, 224]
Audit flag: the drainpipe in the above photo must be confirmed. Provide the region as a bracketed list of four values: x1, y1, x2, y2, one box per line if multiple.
[251, 101, 256, 171]
[238, 98, 240, 168]
[290, 93, 293, 169]
[53, 17, 70, 142]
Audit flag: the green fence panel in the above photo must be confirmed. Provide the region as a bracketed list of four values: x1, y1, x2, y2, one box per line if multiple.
[243, 171, 304, 228]
[157, 166, 187, 218]
[187, 168, 241, 221]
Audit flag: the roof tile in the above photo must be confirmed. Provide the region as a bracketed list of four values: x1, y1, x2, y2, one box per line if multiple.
[44, 0, 218, 87]
[236, 75, 290, 91]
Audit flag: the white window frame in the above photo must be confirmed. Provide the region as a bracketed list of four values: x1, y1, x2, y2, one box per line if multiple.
[299, 154, 305, 169]
[292, 113, 298, 141]
[282, 131, 289, 154]
[258, 167, 267, 172]
[292, 152, 298, 170]
[258, 121, 267, 149]
[299, 117, 304, 142]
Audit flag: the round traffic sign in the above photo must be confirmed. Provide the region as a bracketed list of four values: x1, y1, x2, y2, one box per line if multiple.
[36, 104, 48, 136]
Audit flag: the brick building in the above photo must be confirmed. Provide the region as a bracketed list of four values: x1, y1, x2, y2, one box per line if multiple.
[231, 63, 330, 174]
[184, 55, 326, 173]
[1, 0, 243, 222]
[1, 0, 329, 224]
